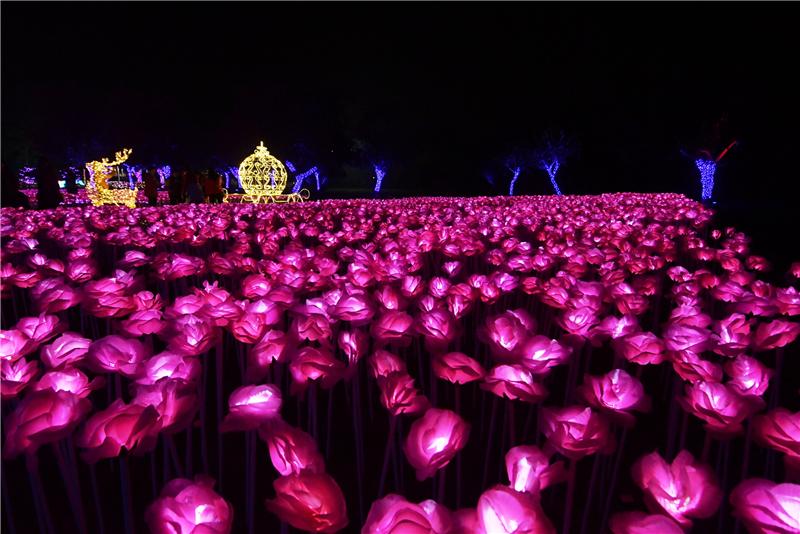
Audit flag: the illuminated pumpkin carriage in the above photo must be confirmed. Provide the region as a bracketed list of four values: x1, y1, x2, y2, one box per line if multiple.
[223, 142, 309, 203]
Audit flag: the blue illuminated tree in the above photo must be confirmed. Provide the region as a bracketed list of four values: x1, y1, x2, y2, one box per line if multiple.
[533, 131, 574, 196]
[504, 154, 525, 196]
[684, 115, 738, 203]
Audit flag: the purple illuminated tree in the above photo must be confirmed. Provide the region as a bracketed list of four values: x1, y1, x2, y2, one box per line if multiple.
[533, 131, 574, 196]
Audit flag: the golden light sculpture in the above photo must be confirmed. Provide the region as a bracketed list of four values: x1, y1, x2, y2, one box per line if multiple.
[85, 148, 138, 208]
[227, 141, 306, 203]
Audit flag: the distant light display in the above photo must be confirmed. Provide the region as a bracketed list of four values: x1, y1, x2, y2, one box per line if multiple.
[541, 159, 563, 196]
[373, 163, 387, 192]
[508, 166, 521, 196]
[695, 158, 717, 201]
[291, 166, 319, 193]
[157, 165, 172, 187]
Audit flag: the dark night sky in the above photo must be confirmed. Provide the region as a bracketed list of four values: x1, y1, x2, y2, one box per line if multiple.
[3, 2, 799, 242]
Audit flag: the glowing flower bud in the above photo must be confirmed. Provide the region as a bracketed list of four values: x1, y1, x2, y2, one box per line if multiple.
[632, 450, 722, 527]
[220, 384, 282, 432]
[403, 408, 470, 480]
[265, 472, 348, 533]
[145, 475, 233, 534]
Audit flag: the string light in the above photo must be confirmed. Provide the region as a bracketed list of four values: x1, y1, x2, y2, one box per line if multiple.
[508, 166, 521, 196]
[373, 163, 386, 192]
[540, 158, 563, 196]
[236, 142, 289, 203]
[291, 166, 318, 193]
[285, 160, 297, 173]
[695, 158, 717, 201]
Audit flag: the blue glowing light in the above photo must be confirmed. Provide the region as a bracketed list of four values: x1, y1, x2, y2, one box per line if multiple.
[285, 160, 297, 173]
[291, 166, 319, 193]
[373, 163, 386, 192]
[508, 167, 521, 196]
[695, 158, 717, 201]
[485, 173, 495, 186]
[539, 158, 562, 196]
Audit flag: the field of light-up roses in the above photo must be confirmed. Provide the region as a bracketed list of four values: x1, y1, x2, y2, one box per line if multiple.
[1, 193, 799, 534]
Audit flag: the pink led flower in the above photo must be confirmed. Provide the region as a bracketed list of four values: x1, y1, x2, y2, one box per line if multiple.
[662, 323, 713, 354]
[135, 352, 200, 386]
[724, 355, 772, 397]
[371, 311, 415, 348]
[404, 408, 470, 480]
[612, 331, 665, 365]
[632, 450, 722, 527]
[752, 319, 800, 352]
[752, 408, 800, 470]
[730, 479, 800, 534]
[120, 309, 166, 337]
[588, 314, 640, 346]
[77, 399, 160, 462]
[480, 364, 549, 403]
[477, 485, 556, 534]
[0, 328, 34, 362]
[670, 350, 723, 383]
[417, 309, 458, 352]
[167, 314, 220, 356]
[145, 475, 233, 534]
[133, 380, 199, 436]
[519, 335, 572, 375]
[577, 369, 650, 425]
[289, 346, 346, 393]
[246, 330, 288, 383]
[678, 380, 764, 436]
[259, 419, 325, 476]
[432, 352, 485, 384]
[609, 512, 683, 534]
[338, 329, 369, 367]
[505, 445, 566, 495]
[558, 307, 598, 337]
[377, 372, 430, 416]
[369, 350, 407, 379]
[87, 335, 150, 377]
[332, 292, 375, 325]
[1, 356, 39, 399]
[33, 367, 103, 398]
[3, 389, 91, 459]
[265, 472, 349, 533]
[541, 406, 615, 460]
[362, 494, 441, 534]
[775, 287, 800, 316]
[220, 384, 282, 432]
[480, 309, 534, 362]
[16, 313, 64, 346]
[712, 313, 752, 358]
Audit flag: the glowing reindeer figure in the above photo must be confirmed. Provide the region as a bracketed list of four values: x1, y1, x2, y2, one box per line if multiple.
[85, 148, 137, 208]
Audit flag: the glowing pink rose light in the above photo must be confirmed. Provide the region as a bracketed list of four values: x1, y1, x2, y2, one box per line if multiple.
[432, 352, 485, 384]
[404, 408, 470, 480]
[609, 512, 683, 534]
[145, 475, 233, 534]
[4, 389, 91, 459]
[752, 408, 800, 470]
[577, 369, 650, 425]
[1, 357, 39, 399]
[477, 485, 556, 534]
[541, 406, 615, 460]
[259, 419, 325, 476]
[77, 399, 160, 462]
[632, 450, 722, 526]
[220, 384, 282, 432]
[265, 472, 349, 533]
[678, 380, 764, 436]
[730, 479, 800, 534]
[480, 364, 549, 403]
[505, 445, 566, 495]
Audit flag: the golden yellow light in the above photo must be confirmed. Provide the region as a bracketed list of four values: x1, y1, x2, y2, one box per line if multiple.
[237, 142, 289, 202]
[85, 148, 137, 208]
